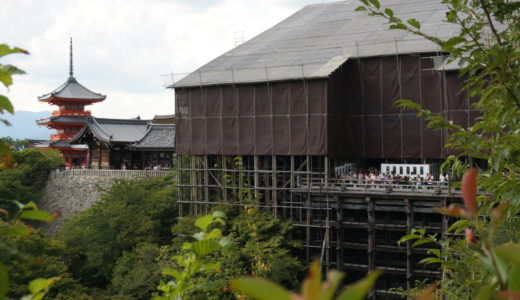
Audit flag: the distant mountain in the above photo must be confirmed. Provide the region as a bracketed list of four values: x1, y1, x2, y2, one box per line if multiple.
[1, 110, 56, 140]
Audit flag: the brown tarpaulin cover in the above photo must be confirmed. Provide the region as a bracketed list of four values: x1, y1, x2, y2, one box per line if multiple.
[175, 54, 479, 158]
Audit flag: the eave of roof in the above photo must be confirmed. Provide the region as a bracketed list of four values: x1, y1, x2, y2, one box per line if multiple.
[38, 76, 106, 101]
[36, 116, 88, 125]
[70, 117, 151, 144]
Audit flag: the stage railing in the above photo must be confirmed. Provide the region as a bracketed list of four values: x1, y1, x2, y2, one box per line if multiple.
[43, 169, 171, 182]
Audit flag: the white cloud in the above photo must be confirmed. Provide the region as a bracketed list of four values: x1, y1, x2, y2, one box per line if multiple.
[1, 0, 333, 119]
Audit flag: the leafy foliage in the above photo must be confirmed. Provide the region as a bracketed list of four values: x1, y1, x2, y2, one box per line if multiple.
[0, 137, 27, 152]
[58, 175, 178, 289]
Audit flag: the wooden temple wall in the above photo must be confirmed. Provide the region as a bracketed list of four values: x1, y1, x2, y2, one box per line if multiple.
[89, 143, 110, 169]
[177, 154, 460, 300]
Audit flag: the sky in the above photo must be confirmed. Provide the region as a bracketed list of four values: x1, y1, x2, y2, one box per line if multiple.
[1, 0, 335, 120]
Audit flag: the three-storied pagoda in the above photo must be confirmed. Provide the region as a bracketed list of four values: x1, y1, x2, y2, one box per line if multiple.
[36, 39, 106, 168]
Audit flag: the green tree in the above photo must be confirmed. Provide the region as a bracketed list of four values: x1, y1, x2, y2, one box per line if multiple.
[0, 137, 27, 152]
[355, 0, 520, 298]
[58, 175, 178, 290]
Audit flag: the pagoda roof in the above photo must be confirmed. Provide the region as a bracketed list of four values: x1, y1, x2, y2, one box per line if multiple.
[38, 76, 106, 102]
[36, 140, 73, 149]
[130, 124, 175, 150]
[37, 115, 88, 125]
[71, 117, 151, 144]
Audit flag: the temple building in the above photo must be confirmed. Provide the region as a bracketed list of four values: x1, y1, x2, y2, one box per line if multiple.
[69, 116, 175, 169]
[36, 39, 106, 167]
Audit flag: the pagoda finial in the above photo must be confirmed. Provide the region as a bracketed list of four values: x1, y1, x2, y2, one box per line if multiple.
[69, 37, 74, 77]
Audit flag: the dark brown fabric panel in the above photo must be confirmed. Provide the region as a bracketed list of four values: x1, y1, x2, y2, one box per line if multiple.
[348, 116, 364, 157]
[364, 116, 383, 158]
[222, 85, 236, 116]
[176, 117, 190, 155]
[273, 116, 290, 154]
[207, 117, 222, 154]
[446, 71, 467, 110]
[421, 119, 442, 158]
[290, 81, 306, 115]
[290, 116, 307, 155]
[469, 110, 480, 127]
[308, 80, 326, 114]
[238, 85, 254, 116]
[327, 68, 348, 158]
[191, 88, 204, 117]
[255, 116, 272, 155]
[363, 58, 382, 115]
[381, 57, 400, 115]
[421, 58, 442, 114]
[346, 61, 363, 116]
[402, 115, 421, 158]
[383, 115, 401, 158]
[272, 82, 289, 115]
[238, 117, 254, 155]
[328, 115, 344, 158]
[176, 89, 189, 118]
[205, 86, 221, 116]
[191, 118, 206, 154]
[255, 84, 271, 116]
[222, 117, 237, 155]
[309, 115, 326, 155]
[400, 56, 420, 102]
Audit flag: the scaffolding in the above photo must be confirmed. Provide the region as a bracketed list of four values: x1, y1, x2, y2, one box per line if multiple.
[177, 154, 460, 300]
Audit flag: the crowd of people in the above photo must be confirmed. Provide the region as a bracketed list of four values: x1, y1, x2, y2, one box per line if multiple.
[334, 167, 449, 187]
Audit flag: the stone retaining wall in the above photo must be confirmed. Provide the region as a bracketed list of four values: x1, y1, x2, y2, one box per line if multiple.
[38, 176, 115, 236]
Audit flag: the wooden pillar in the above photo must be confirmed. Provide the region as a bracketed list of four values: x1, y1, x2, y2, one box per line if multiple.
[324, 156, 329, 188]
[204, 155, 210, 213]
[178, 155, 184, 218]
[306, 192, 311, 262]
[306, 155, 311, 188]
[272, 155, 277, 218]
[254, 155, 259, 200]
[406, 199, 415, 291]
[336, 197, 344, 270]
[222, 156, 228, 202]
[325, 216, 330, 273]
[190, 156, 197, 215]
[367, 197, 376, 300]
[98, 144, 101, 169]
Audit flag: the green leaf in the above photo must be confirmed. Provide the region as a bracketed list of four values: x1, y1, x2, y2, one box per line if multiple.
[428, 249, 441, 258]
[398, 234, 421, 245]
[205, 228, 223, 240]
[384, 8, 394, 17]
[212, 210, 226, 218]
[368, 0, 380, 9]
[0, 262, 8, 300]
[0, 44, 29, 58]
[0, 225, 31, 237]
[389, 24, 408, 30]
[407, 18, 421, 29]
[0, 65, 26, 88]
[509, 264, 520, 291]
[355, 6, 368, 11]
[218, 237, 236, 252]
[191, 240, 222, 257]
[28, 277, 60, 295]
[162, 268, 184, 282]
[0, 95, 14, 114]
[19, 210, 54, 222]
[474, 281, 499, 300]
[230, 277, 292, 300]
[194, 215, 214, 232]
[496, 245, 520, 266]
[195, 281, 226, 291]
[336, 270, 382, 300]
[320, 270, 344, 300]
[412, 239, 433, 247]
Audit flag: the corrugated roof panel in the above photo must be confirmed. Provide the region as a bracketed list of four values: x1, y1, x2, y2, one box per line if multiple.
[174, 0, 462, 88]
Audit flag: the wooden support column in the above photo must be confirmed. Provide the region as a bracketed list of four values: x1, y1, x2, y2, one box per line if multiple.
[325, 216, 330, 273]
[190, 156, 197, 215]
[306, 193, 311, 262]
[324, 156, 329, 188]
[406, 199, 415, 291]
[306, 155, 311, 188]
[367, 197, 376, 300]
[336, 197, 344, 270]
[254, 156, 259, 200]
[98, 144, 101, 169]
[204, 155, 210, 213]
[178, 155, 184, 218]
[272, 155, 278, 218]
[222, 156, 228, 202]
